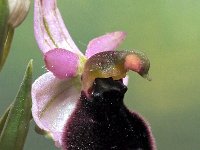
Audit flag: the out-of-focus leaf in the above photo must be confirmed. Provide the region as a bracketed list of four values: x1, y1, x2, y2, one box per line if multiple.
[0, 25, 14, 71]
[0, 105, 10, 134]
[0, 60, 33, 150]
[0, 0, 9, 53]
[0, 0, 9, 70]
[0, 0, 14, 72]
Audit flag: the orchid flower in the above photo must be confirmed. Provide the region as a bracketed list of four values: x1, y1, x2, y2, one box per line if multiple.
[32, 0, 156, 149]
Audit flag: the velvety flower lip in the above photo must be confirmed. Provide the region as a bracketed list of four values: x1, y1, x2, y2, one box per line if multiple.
[62, 78, 156, 150]
[32, 0, 127, 147]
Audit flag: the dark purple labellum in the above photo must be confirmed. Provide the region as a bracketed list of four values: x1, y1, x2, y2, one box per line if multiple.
[62, 78, 156, 150]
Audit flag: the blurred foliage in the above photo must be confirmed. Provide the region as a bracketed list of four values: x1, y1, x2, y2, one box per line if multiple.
[0, 60, 32, 150]
[0, 0, 200, 150]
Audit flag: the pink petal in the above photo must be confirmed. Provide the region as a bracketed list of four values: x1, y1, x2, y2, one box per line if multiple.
[85, 31, 126, 58]
[32, 72, 81, 147]
[44, 48, 79, 79]
[34, 0, 83, 55]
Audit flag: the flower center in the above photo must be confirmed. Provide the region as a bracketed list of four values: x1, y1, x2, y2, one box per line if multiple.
[81, 50, 151, 96]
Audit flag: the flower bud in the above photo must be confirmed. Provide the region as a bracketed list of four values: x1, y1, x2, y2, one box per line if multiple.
[7, 0, 30, 27]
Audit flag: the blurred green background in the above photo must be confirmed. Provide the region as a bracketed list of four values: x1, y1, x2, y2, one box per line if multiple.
[1, 0, 200, 149]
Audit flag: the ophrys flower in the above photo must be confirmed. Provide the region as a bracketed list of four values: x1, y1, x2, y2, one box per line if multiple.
[32, 0, 156, 149]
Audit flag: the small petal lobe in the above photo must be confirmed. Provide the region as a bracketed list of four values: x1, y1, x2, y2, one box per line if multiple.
[44, 48, 79, 79]
[85, 31, 126, 58]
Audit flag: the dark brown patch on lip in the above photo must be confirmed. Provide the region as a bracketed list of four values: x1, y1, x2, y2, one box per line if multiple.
[62, 78, 156, 150]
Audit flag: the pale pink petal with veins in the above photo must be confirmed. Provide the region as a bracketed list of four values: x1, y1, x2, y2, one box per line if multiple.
[34, 0, 83, 55]
[32, 72, 81, 147]
[85, 31, 126, 58]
